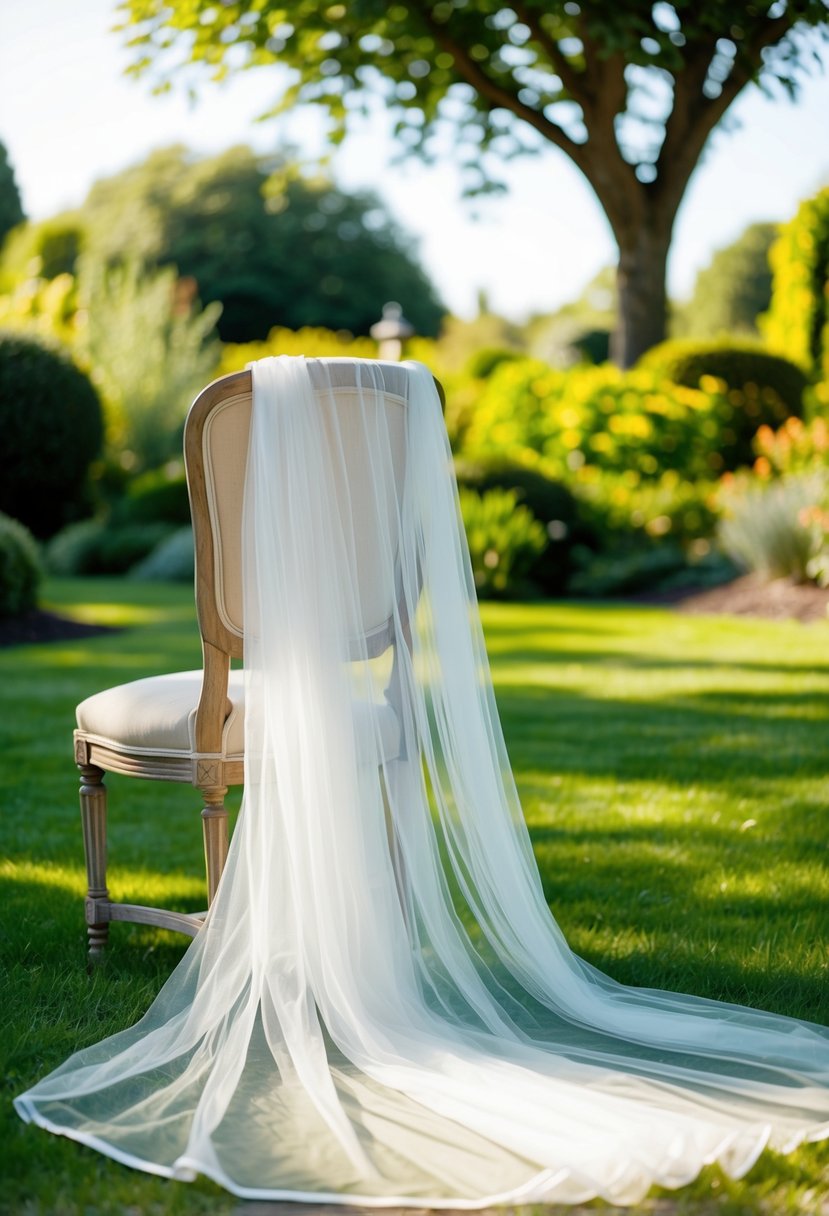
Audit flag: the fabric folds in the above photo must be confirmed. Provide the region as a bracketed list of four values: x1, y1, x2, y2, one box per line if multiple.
[15, 356, 829, 1206]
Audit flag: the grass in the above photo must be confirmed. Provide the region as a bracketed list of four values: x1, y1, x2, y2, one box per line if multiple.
[1, 578, 828, 1216]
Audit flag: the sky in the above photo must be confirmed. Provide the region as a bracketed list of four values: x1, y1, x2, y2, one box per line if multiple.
[1, 0, 829, 322]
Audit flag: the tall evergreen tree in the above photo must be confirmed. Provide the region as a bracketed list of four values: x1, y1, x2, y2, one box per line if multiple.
[0, 140, 25, 248]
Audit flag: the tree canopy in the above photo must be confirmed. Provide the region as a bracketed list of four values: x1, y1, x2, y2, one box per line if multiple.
[121, 0, 829, 364]
[2, 146, 445, 341]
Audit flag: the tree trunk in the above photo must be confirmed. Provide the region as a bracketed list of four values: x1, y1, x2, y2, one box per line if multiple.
[611, 222, 671, 368]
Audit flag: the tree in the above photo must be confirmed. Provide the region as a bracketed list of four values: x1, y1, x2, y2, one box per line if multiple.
[8, 145, 445, 342]
[0, 140, 24, 249]
[675, 221, 778, 338]
[121, 1, 829, 366]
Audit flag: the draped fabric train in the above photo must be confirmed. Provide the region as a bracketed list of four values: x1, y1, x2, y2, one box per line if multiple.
[14, 357, 829, 1206]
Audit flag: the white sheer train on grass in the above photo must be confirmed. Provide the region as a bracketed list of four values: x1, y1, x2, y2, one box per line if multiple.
[15, 357, 829, 1206]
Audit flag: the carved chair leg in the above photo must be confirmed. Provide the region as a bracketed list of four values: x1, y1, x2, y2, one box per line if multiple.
[201, 787, 229, 907]
[79, 762, 110, 963]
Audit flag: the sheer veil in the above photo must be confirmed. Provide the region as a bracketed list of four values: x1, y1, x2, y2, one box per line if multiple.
[15, 357, 829, 1206]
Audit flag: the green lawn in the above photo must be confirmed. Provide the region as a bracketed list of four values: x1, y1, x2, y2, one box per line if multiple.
[2, 579, 828, 1215]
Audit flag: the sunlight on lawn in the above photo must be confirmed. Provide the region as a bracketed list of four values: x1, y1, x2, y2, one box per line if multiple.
[1, 858, 205, 905]
[22, 645, 179, 670]
[45, 599, 177, 627]
[42, 577, 197, 628]
[3, 580, 827, 1215]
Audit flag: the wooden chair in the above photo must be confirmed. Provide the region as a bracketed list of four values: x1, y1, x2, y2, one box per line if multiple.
[74, 360, 428, 961]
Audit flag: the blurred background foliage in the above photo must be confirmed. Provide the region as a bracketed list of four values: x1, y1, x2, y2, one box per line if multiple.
[120, 0, 829, 370]
[673, 223, 778, 341]
[0, 129, 827, 613]
[0, 144, 446, 342]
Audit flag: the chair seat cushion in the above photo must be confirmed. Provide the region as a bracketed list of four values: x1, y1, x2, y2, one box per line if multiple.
[75, 670, 401, 763]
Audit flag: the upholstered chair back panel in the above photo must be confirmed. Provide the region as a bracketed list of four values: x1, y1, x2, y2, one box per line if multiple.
[200, 364, 408, 648]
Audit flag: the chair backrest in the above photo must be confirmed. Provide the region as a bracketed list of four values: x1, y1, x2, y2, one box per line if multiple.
[184, 360, 415, 667]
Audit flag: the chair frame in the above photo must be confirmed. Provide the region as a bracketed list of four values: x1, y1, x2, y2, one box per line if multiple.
[74, 365, 440, 962]
[75, 370, 251, 960]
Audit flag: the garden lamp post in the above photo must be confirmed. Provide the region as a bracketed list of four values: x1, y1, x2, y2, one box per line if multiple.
[371, 302, 414, 361]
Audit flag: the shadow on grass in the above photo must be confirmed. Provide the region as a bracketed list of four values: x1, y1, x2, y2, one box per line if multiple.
[1, 868, 199, 974]
[497, 683, 829, 783]
[487, 639, 829, 676]
[528, 818, 827, 1020]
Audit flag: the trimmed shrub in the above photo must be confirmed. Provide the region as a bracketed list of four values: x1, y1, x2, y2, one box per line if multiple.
[0, 330, 104, 537]
[638, 338, 807, 468]
[458, 488, 546, 599]
[130, 527, 195, 582]
[46, 520, 174, 576]
[45, 520, 105, 576]
[455, 457, 593, 594]
[0, 512, 41, 618]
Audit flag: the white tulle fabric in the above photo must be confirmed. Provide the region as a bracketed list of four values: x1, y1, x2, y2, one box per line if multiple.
[15, 357, 829, 1206]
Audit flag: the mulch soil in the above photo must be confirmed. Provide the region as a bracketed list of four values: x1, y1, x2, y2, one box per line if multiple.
[1, 575, 826, 650]
[634, 573, 829, 624]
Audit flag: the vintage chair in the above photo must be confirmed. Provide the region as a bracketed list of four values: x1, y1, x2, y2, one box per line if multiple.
[73, 360, 433, 960]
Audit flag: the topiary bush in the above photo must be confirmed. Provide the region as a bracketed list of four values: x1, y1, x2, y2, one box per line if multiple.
[0, 511, 41, 618]
[458, 487, 547, 599]
[44, 519, 106, 576]
[638, 338, 807, 468]
[0, 330, 104, 537]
